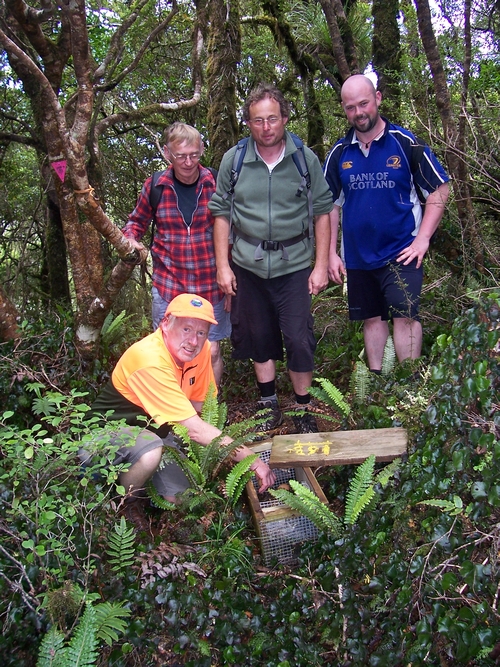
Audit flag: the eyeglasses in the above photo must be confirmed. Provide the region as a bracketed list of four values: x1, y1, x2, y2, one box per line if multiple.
[168, 150, 201, 163]
[247, 116, 282, 126]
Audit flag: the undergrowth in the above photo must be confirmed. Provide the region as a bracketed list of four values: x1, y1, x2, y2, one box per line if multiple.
[0, 293, 498, 666]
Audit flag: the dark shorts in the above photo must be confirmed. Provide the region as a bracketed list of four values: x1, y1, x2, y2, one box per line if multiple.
[346, 259, 423, 321]
[230, 264, 316, 372]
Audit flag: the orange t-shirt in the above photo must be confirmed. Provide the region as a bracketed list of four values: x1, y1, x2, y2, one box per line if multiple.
[111, 328, 215, 425]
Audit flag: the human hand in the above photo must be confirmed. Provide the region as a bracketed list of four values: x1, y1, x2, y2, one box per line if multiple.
[126, 237, 149, 263]
[396, 236, 430, 269]
[217, 266, 237, 296]
[224, 294, 232, 312]
[328, 253, 346, 284]
[308, 265, 329, 295]
[251, 459, 276, 494]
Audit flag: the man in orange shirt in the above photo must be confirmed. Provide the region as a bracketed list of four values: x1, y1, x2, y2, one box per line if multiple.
[91, 294, 275, 525]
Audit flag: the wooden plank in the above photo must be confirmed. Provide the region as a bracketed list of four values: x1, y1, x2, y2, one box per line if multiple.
[269, 427, 407, 468]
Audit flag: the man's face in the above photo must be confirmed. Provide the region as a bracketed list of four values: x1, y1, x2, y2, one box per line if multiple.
[164, 140, 203, 184]
[246, 97, 288, 149]
[164, 316, 210, 366]
[342, 86, 382, 135]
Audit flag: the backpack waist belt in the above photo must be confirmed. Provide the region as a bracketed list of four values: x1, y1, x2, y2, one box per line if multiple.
[233, 227, 309, 261]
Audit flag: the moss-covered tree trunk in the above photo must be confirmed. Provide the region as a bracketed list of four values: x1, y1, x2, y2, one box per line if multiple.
[372, 0, 402, 122]
[206, 0, 241, 168]
[415, 0, 484, 273]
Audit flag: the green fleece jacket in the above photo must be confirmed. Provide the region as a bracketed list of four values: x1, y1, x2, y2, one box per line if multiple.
[208, 132, 333, 279]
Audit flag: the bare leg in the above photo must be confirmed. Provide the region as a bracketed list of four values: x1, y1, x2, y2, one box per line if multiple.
[289, 370, 313, 396]
[210, 340, 223, 387]
[363, 317, 390, 371]
[119, 448, 162, 498]
[393, 317, 422, 361]
[254, 359, 276, 383]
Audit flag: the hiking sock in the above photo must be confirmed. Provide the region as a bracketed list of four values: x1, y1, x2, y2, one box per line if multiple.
[257, 380, 276, 400]
[294, 392, 311, 405]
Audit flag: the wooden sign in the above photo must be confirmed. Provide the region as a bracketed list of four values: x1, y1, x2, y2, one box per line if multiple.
[269, 427, 407, 468]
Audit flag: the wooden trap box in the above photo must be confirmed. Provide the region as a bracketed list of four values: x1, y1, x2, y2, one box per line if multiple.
[246, 442, 329, 566]
[269, 427, 408, 468]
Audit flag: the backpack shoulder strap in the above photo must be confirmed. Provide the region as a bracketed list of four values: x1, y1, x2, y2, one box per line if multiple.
[222, 137, 249, 242]
[149, 170, 166, 215]
[289, 132, 314, 241]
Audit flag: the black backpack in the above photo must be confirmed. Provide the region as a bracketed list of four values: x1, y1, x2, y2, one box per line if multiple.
[147, 166, 218, 244]
[221, 132, 314, 249]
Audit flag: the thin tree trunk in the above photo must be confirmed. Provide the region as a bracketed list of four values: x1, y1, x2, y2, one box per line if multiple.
[0, 285, 20, 341]
[206, 0, 241, 168]
[372, 0, 402, 121]
[414, 0, 484, 272]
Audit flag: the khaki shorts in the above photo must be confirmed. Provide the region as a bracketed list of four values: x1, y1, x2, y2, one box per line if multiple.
[80, 427, 190, 498]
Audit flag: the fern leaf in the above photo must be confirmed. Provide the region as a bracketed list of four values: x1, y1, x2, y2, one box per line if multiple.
[225, 455, 258, 504]
[311, 377, 350, 417]
[146, 480, 177, 510]
[200, 383, 220, 427]
[375, 458, 401, 488]
[105, 516, 136, 572]
[36, 625, 66, 667]
[344, 455, 376, 525]
[351, 360, 371, 404]
[270, 480, 342, 536]
[381, 336, 396, 375]
[94, 601, 131, 647]
[418, 497, 463, 516]
[65, 603, 99, 667]
[159, 442, 205, 487]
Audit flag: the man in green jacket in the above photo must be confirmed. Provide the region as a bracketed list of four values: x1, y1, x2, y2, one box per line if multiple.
[209, 84, 333, 433]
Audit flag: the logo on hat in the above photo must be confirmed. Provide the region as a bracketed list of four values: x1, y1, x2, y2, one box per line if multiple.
[190, 298, 203, 308]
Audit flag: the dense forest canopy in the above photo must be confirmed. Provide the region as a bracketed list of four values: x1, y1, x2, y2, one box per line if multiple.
[0, 0, 499, 359]
[1, 3, 499, 666]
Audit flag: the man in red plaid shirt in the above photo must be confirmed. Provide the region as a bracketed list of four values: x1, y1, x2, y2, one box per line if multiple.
[122, 123, 231, 385]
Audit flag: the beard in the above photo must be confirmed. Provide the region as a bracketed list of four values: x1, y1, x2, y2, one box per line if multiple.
[353, 113, 378, 134]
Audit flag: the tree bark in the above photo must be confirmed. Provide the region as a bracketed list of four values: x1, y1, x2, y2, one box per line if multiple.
[0, 0, 202, 361]
[415, 0, 484, 273]
[0, 285, 20, 341]
[206, 0, 241, 168]
[372, 0, 402, 121]
[317, 0, 358, 81]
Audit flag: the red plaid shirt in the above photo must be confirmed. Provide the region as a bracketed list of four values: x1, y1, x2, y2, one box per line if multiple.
[123, 166, 223, 305]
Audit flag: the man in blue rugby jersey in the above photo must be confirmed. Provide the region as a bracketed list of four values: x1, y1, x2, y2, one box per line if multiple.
[324, 74, 450, 371]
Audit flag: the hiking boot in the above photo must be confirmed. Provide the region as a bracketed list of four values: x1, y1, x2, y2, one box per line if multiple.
[119, 497, 150, 532]
[256, 399, 284, 431]
[292, 408, 319, 434]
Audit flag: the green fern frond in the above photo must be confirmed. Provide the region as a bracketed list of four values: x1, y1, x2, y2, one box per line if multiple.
[351, 360, 372, 404]
[200, 383, 221, 427]
[225, 454, 258, 504]
[158, 442, 205, 488]
[94, 601, 131, 646]
[344, 455, 376, 525]
[270, 480, 342, 536]
[309, 377, 350, 417]
[375, 458, 401, 488]
[65, 602, 99, 666]
[170, 422, 191, 447]
[105, 516, 136, 572]
[418, 496, 463, 516]
[101, 310, 131, 342]
[146, 480, 177, 510]
[381, 336, 396, 375]
[36, 625, 66, 667]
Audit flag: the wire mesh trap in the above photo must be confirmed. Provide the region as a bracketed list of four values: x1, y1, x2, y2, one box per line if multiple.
[246, 443, 328, 566]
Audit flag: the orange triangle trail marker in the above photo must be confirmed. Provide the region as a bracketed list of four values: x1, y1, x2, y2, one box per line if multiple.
[51, 160, 67, 182]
